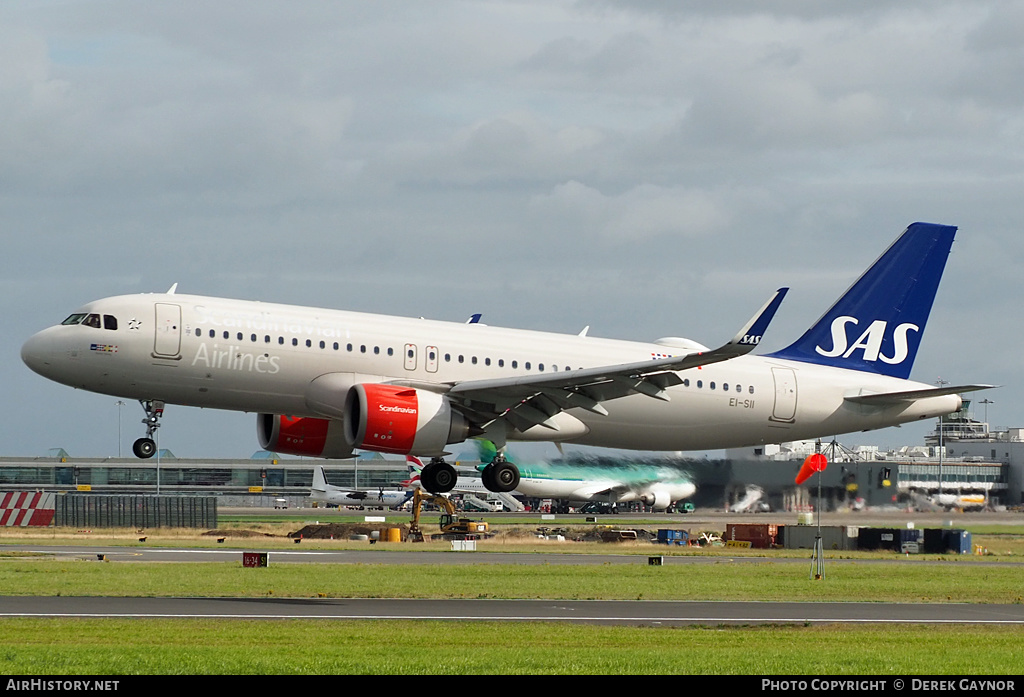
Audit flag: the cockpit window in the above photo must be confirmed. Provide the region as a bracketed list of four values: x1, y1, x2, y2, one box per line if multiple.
[103, 315, 118, 330]
[61, 314, 87, 326]
[82, 314, 101, 329]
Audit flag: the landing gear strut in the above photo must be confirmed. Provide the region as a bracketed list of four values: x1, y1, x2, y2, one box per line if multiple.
[419, 458, 457, 494]
[482, 455, 520, 494]
[132, 400, 165, 459]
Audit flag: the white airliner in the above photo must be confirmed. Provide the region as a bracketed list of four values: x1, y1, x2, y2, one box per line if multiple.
[21, 222, 992, 495]
[309, 466, 413, 509]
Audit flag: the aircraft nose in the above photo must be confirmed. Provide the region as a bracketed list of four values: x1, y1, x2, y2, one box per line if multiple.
[21, 329, 55, 377]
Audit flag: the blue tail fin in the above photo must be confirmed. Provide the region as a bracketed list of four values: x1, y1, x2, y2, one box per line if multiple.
[766, 222, 956, 379]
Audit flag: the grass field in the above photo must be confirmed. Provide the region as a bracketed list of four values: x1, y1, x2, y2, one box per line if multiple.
[1, 559, 1023, 603]
[2, 523, 1023, 675]
[2, 619, 1021, 675]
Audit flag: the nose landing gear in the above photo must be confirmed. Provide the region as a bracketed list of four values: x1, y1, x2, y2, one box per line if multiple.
[132, 400, 165, 459]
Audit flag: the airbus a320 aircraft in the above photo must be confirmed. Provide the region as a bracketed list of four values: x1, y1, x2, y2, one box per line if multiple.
[21, 222, 992, 495]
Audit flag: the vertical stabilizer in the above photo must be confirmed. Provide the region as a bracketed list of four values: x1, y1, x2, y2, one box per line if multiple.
[767, 222, 956, 379]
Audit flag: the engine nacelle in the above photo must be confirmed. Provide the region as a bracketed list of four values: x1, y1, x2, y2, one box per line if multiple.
[344, 384, 470, 456]
[640, 490, 673, 511]
[257, 414, 354, 459]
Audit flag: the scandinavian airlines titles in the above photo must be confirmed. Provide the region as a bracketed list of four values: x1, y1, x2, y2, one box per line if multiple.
[814, 316, 918, 365]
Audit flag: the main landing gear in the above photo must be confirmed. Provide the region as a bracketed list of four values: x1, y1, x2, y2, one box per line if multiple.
[482, 455, 520, 494]
[419, 458, 457, 494]
[132, 400, 165, 459]
[418, 454, 522, 495]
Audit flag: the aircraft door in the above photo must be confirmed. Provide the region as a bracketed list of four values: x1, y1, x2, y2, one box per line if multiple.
[770, 367, 797, 423]
[404, 343, 417, 371]
[153, 303, 182, 359]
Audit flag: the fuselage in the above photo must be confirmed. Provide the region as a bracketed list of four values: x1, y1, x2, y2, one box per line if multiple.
[21, 292, 959, 453]
[310, 487, 411, 509]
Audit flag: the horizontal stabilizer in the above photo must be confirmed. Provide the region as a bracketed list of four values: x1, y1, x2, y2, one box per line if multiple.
[845, 384, 997, 406]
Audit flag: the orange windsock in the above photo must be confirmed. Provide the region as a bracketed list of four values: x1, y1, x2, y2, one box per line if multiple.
[796, 453, 828, 485]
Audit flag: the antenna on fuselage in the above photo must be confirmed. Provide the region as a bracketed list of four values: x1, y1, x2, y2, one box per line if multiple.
[166, 283, 178, 295]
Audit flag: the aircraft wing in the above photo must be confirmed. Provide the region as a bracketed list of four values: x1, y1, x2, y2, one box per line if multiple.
[844, 384, 997, 406]
[442, 288, 788, 432]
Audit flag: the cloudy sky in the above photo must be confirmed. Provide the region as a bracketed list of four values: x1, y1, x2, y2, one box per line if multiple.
[4, 1, 1022, 461]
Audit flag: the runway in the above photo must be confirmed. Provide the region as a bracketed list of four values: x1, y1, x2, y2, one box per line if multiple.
[3, 596, 1024, 626]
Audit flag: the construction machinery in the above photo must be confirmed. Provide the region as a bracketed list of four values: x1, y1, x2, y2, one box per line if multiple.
[407, 488, 490, 542]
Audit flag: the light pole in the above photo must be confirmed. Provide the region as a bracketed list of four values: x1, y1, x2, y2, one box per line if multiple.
[936, 377, 949, 496]
[980, 398, 994, 432]
[115, 401, 126, 458]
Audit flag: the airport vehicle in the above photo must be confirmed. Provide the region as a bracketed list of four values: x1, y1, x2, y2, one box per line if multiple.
[21, 223, 992, 495]
[309, 466, 413, 510]
[929, 492, 988, 512]
[406, 487, 490, 542]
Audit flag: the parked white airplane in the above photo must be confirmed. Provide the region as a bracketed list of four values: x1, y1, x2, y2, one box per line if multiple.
[22, 222, 992, 495]
[309, 466, 413, 509]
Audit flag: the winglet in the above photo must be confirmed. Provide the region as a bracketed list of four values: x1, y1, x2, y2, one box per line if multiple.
[646, 287, 787, 373]
[723, 287, 788, 357]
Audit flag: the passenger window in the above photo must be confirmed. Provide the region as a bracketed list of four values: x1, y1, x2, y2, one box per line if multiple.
[104, 315, 118, 330]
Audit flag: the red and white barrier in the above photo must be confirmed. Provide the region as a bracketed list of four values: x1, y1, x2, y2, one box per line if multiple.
[0, 492, 56, 527]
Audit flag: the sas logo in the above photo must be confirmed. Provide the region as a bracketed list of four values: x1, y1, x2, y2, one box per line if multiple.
[815, 316, 919, 365]
[738, 334, 762, 346]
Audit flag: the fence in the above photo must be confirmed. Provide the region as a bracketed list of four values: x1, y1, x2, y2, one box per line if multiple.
[54, 495, 217, 528]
